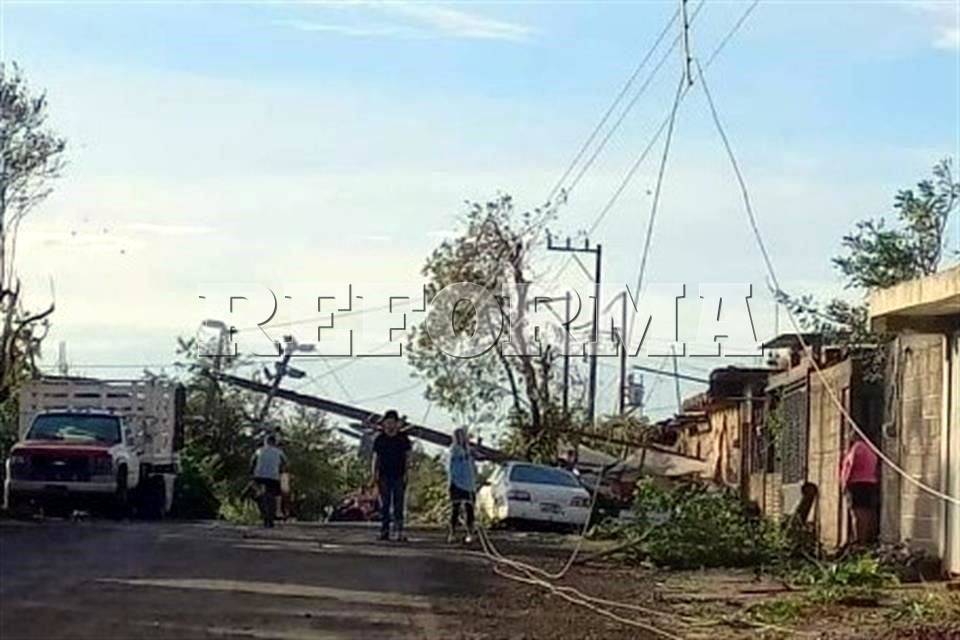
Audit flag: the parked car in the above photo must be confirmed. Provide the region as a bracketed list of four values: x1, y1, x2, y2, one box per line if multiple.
[476, 461, 591, 530]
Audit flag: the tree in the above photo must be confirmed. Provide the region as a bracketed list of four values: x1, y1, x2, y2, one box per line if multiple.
[833, 159, 959, 289]
[407, 194, 573, 459]
[174, 336, 368, 520]
[0, 63, 65, 404]
[780, 159, 959, 377]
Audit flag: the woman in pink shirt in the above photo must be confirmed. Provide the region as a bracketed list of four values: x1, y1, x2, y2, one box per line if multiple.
[840, 431, 880, 545]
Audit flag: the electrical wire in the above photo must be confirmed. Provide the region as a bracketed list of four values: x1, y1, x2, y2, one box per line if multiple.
[547, 0, 758, 288]
[547, 6, 682, 204]
[474, 0, 768, 592]
[695, 58, 960, 506]
[624, 73, 687, 349]
[562, 1, 706, 199]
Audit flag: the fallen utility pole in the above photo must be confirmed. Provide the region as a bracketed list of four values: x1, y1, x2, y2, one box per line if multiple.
[206, 370, 509, 462]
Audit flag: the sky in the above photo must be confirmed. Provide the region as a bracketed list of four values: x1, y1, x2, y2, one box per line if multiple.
[3, 0, 959, 438]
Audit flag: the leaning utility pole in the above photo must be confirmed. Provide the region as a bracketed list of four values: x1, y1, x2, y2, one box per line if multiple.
[546, 234, 602, 424]
[256, 335, 313, 431]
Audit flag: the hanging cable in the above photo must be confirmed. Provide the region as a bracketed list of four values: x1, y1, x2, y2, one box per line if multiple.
[547, 6, 682, 204]
[695, 57, 960, 506]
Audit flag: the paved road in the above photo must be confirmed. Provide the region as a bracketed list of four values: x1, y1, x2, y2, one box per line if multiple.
[0, 520, 494, 640]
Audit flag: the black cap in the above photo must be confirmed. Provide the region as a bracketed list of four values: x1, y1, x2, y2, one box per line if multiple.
[383, 409, 400, 421]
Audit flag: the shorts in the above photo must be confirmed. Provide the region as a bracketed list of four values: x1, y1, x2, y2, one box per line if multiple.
[847, 483, 878, 509]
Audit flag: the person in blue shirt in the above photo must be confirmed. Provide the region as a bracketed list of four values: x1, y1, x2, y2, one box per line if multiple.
[447, 427, 477, 544]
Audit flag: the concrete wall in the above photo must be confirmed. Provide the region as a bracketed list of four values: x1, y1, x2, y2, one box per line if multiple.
[882, 334, 945, 555]
[808, 359, 852, 549]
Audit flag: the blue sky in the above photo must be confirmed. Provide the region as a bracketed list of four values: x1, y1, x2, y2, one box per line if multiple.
[4, 0, 959, 434]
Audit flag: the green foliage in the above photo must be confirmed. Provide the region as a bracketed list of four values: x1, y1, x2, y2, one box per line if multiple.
[791, 554, 898, 590]
[407, 193, 570, 456]
[173, 338, 368, 522]
[218, 496, 261, 526]
[280, 407, 366, 521]
[886, 592, 960, 624]
[616, 481, 789, 569]
[407, 448, 449, 525]
[790, 554, 898, 605]
[834, 159, 959, 289]
[170, 446, 221, 519]
[746, 597, 808, 625]
[778, 159, 959, 380]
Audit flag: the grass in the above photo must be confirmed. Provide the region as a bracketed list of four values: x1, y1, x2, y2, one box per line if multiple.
[885, 592, 960, 624]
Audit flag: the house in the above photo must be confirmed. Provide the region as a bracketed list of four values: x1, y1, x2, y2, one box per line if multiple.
[758, 335, 882, 549]
[666, 336, 883, 550]
[869, 265, 960, 575]
[664, 367, 772, 497]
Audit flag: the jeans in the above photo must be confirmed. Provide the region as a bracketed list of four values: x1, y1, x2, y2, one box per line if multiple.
[255, 478, 281, 528]
[378, 477, 406, 534]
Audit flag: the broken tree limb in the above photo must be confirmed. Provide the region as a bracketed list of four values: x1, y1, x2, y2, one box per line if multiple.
[574, 527, 654, 565]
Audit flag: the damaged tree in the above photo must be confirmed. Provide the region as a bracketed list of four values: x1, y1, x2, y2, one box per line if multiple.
[0, 63, 65, 404]
[408, 194, 574, 460]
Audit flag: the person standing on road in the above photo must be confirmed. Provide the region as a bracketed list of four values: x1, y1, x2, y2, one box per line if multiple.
[372, 410, 412, 542]
[251, 434, 287, 529]
[447, 427, 477, 545]
[840, 430, 880, 546]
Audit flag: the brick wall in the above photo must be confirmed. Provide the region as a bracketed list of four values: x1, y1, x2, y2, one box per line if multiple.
[882, 334, 944, 555]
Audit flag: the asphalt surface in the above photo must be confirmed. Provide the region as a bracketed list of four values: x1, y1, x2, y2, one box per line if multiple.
[0, 519, 497, 640]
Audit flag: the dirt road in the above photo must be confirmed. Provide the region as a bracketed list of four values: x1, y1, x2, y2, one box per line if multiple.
[0, 519, 649, 640]
[1, 519, 504, 640]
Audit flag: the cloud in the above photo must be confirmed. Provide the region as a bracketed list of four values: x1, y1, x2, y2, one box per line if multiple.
[384, 3, 534, 41]
[278, 19, 418, 39]
[913, 1, 959, 50]
[933, 26, 960, 50]
[281, 1, 535, 42]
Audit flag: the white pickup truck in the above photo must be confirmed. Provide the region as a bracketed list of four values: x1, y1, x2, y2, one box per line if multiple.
[3, 378, 184, 518]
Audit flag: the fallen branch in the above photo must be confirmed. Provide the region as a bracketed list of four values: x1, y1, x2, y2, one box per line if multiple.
[574, 527, 654, 565]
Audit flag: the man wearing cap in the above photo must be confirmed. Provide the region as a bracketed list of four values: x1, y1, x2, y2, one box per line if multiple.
[371, 410, 412, 541]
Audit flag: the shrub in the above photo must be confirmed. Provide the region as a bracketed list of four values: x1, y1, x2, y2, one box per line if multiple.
[791, 554, 898, 605]
[886, 592, 960, 624]
[619, 481, 789, 569]
[218, 496, 260, 525]
[170, 448, 220, 519]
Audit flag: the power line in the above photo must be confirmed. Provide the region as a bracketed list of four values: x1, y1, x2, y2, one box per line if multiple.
[694, 57, 960, 507]
[547, 6, 681, 204]
[353, 379, 424, 406]
[546, 0, 752, 287]
[625, 73, 686, 347]
[560, 3, 704, 198]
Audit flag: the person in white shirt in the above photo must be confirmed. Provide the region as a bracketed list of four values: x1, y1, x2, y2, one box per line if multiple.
[250, 434, 287, 528]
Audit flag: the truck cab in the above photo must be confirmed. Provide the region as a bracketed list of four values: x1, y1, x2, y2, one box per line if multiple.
[4, 411, 140, 514]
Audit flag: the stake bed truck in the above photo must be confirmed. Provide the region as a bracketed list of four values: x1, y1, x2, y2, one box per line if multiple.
[4, 378, 184, 518]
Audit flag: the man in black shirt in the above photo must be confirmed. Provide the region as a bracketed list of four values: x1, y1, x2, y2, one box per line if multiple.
[371, 409, 412, 541]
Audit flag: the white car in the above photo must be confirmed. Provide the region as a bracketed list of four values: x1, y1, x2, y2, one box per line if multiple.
[477, 462, 591, 529]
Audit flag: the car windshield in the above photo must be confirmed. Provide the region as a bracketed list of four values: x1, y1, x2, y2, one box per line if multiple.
[26, 414, 121, 445]
[509, 464, 581, 487]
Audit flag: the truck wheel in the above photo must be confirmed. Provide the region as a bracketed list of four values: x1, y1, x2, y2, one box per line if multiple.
[113, 467, 130, 520]
[138, 476, 166, 520]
